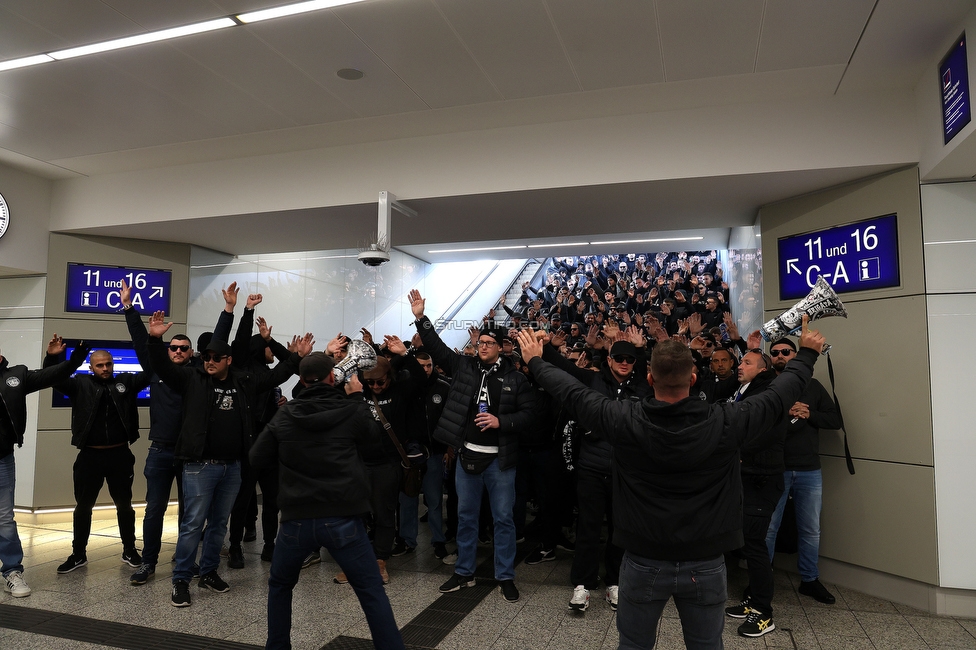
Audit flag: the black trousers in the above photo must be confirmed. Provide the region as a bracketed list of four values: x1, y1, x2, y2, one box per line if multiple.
[367, 461, 401, 560]
[228, 455, 280, 545]
[571, 467, 623, 589]
[72, 446, 136, 555]
[740, 472, 785, 616]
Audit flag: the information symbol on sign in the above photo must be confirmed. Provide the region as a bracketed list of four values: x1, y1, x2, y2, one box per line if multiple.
[859, 258, 881, 281]
[81, 291, 98, 307]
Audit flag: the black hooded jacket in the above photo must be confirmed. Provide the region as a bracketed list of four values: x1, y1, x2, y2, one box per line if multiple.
[527, 348, 818, 561]
[250, 382, 382, 521]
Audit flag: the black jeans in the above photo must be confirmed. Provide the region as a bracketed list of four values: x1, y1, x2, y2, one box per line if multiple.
[228, 455, 279, 545]
[72, 446, 136, 555]
[514, 447, 551, 539]
[367, 461, 401, 560]
[571, 466, 623, 588]
[740, 472, 785, 616]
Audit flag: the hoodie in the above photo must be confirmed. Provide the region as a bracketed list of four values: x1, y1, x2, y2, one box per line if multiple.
[250, 382, 383, 522]
[527, 347, 817, 561]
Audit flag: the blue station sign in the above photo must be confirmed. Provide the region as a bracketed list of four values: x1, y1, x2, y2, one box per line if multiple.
[65, 263, 173, 315]
[777, 214, 900, 301]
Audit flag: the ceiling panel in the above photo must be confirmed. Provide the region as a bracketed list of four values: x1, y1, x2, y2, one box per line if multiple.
[839, 0, 976, 93]
[0, 0, 139, 50]
[0, 7, 71, 60]
[432, 0, 581, 99]
[657, 0, 765, 81]
[546, 0, 664, 91]
[245, 12, 430, 117]
[102, 0, 236, 30]
[338, 0, 501, 109]
[757, 0, 874, 72]
[172, 28, 356, 126]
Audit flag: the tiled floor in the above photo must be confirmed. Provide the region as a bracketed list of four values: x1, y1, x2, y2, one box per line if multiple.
[1, 511, 975, 649]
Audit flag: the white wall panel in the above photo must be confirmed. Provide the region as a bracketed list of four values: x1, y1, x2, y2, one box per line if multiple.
[921, 183, 976, 293]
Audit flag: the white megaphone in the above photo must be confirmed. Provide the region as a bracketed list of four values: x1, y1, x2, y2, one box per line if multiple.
[760, 276, 847, 353]
[332, 339, 377, 383]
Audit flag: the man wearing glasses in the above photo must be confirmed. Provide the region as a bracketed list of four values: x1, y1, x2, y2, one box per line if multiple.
[536, 331, 649, 613]
[408, 290, 534, 603]
[122, 281, 235, 586]
[764, 339, 842, 605]
[146, 310, 304, 607]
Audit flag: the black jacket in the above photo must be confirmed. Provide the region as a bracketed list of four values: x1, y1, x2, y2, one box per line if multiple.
[125, 306, 233, 446]
[415, 316, 535, 471]
[147, 335, 298, 460]
[45, 351, 150, 449]
[0, 348, 88, 450]
[527, 348, 818, 561]
[737, 370, 787, 475]
[541, 342, 650, 473]
[783, 378, 842, 471]
[250, 382, 381, 521]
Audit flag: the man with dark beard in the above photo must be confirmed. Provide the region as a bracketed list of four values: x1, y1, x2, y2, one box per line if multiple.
[763, 338, 842, 605]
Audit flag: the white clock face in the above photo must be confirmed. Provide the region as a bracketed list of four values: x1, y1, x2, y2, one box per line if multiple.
[0, 192, 7, 239]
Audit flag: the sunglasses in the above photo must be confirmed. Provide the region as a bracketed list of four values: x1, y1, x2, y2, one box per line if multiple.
[200, 353, 227, 362]
[364, 378, 388, 386]
[769, 349, 794, 357]
[168, 345, 190, 352]
[611, 355, 636, 364]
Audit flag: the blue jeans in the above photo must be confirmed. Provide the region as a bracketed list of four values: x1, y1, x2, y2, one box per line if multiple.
[398, 455, 446, 548]
[766, 469, 823, 582]
[454, 458, 516, 581]
[173, 461, 241, 582]
[267, 516, 404, 650]
[0, 454, 24, 577]
[141, 444, 182, 568]
[617, 552, 727, 650]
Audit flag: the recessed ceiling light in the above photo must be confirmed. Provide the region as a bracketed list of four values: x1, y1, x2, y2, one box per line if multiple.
[336, 68, 364, 80]
[428, 245, 528, 254]
[237, 0, 368, 24]
[527, 242, 589, 248]
[589, 236, 704, 245]
[48, 18, 236, 60]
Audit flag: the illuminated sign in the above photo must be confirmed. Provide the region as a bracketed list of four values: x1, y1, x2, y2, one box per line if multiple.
[941, 33, 971, 144]
[65, 263, 172, 315]
[777, 214, 899, 301]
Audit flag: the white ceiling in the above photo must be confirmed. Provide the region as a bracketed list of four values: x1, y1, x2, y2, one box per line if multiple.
[1, 0, 974, 260]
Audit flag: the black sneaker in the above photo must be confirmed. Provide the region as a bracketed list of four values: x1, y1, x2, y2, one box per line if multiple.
[737, 610, 775, 637]
[439, 573, 475, 593]
[261, 543, 275, 562]
[556, 537, 575, 553]
[525, 546, 556, 565]
[391, 540, 415, 557]
[433, 542, 448, 559]
[57, 554, 88, 574]
[192, 563, 200, 579]
[227, 545, 245, 569]
[798, 579, 836, 604]
[499, 579, 520, 603]
[171, 580, 191, 607]
[199, 571, 229, 593]
[130, 563, 155, 585]
[725, 595, 752, 618]
[302, 551, 321, 569]
[121, 547, 142, 568]
[242, 528, 257, 542]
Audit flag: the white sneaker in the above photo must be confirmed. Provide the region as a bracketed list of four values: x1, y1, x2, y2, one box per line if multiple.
[569, 584, 589, 611]
[442, 551, 458, 566]
[606, 585, 618, 610]
[4, 570, 31, 598]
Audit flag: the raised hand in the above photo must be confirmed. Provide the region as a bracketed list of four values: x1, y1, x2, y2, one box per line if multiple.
[411, 333, 423, 349]
[688, 312, 704, 337]
[550, 328, 567, 348]
[120, 280, 132, 308]
[246, 293, 263, 309]
[747, 329, 762, 350]
[222, 282, 240, 313]
[585, 325, 599, 348]
[384, 335, 408, 356]
[47, 334, 66, 356]
[625, 325, 646, 348]
[603, 320, 620, 340]
[256, 316, 272, 341]
[326, 333, 349, 356]
[148, 311, 173, 338]
[723, 312, 740, 341]
[516, 328, 543, 363]
[360, 327, 373, 345]
[296, 333, 314, 357]
[798, 314, 825, 354]
[408, 289, 425, 319]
